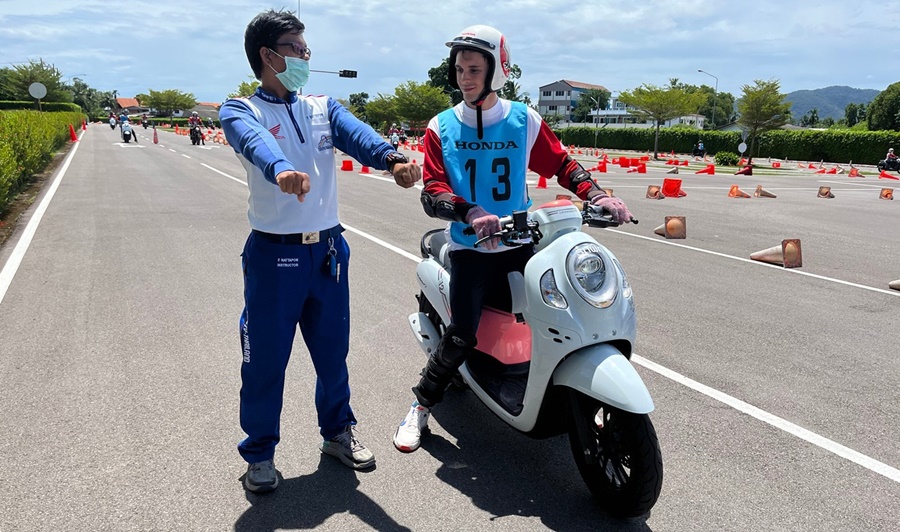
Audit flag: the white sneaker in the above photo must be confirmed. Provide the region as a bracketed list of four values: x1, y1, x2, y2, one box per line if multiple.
[393, 401, 430, 452]
[321, 425, 376, 470]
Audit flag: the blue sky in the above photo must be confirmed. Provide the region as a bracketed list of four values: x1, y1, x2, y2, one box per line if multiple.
[1, 0, 896, 104]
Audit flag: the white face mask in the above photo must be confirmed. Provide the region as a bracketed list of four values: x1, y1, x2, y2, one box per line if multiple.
[268, 49, 310, 92]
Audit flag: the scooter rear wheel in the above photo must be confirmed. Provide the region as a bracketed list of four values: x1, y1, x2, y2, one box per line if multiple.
[568, 393, 663, 517]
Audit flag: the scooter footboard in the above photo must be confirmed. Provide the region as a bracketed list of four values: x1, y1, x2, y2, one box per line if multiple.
[552, 344, 654, 414]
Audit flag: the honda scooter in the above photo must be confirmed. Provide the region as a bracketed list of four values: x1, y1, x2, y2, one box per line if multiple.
[408, 198, 662, 517]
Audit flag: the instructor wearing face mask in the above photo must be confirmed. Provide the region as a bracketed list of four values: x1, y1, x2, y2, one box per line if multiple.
[219, 9, 421, 493]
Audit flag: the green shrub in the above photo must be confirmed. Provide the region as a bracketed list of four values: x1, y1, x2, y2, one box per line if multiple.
[552, 126, 900, 164]
[0, 110, 84, 213]
[715, 152, 740, 166]
[0, 100, 83, 113]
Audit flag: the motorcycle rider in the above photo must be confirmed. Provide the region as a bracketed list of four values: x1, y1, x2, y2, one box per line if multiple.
[121, 119, 138, 143]
[189, 111, 205, 144]
[392, 24, 633, 452]
[886, 148, 897, 166]
[390, 130, 400, 151]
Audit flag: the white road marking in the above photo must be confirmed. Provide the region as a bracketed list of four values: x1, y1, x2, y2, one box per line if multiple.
[200, 164, 247, 186]
[819, 179, 896, 189]
[182, 154, 191, 159]
[632, 354, 900, 483]
[0, 130, 83, 305]
[343, 224, 423, 263]
[169, 149, 177, 153]
[603, 229, 900, 297]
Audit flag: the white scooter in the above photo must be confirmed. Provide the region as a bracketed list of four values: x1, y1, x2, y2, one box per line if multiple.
[120, 122, 135, 143]
[408, 198, 662, 517]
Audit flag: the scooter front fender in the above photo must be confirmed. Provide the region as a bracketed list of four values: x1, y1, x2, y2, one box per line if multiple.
[552, 343, 654, 414]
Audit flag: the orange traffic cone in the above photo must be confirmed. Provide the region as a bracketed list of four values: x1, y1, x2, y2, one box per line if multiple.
[696, 164, 715, 175]
[879, 170, 900, 180]
[654, 216, 686, 239]
[68, 123, 78, 142]
[817, 186, 835, 198]
[848, 168, 862, 178]
[153, 127, 158, 144]
[728, 185, 751, 198]
[646, 185, 663, 199]
[341, 160, 354, 171]
[890, 279, 900, 291]
[880, 188, 894, 200]
[596, 161, 607, 173]
[735, 165, 752, 176]
[680, 160, 689, 166]
[814, 167, 826, 174]
[661, 178, 685, 198]
[361, 166, 370, 174]
[666, 167, 679, 174]
[82, 120, 87, 131]
[751, 239, 802, 268]
[754, 185, 776, 198]
[537, 175, 548, 189]
[771, 161, 781, 168]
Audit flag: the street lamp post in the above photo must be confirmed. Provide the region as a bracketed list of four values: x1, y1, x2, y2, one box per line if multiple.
[587, 95, 601, 147]
[698, 69, 718, 130]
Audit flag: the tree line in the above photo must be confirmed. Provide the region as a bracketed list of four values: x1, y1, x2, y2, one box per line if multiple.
[7, 58, 900, 155]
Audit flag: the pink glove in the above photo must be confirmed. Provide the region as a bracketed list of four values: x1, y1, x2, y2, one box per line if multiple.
[590, 195, 633, 224]
[465, 206, 502, 250]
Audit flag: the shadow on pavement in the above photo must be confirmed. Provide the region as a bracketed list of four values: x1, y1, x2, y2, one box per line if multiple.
[421, 387, 654, 532]
[234, 455, 411, 532]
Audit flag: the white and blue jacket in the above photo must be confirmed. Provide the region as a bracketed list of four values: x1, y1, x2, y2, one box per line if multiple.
[220, 87, 395, 234]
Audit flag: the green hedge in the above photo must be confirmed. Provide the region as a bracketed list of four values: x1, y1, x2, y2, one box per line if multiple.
[0, 100, 83, 113]
[0, 110, 85, 213]
[554, 127, 900, 165]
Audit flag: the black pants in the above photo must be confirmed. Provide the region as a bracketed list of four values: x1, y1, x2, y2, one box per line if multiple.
[413, 245, 534, 407]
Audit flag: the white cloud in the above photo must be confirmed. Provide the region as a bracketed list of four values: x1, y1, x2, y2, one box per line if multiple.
[1, 0, 897, 103]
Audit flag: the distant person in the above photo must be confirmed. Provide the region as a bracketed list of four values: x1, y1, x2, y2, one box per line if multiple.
[887, 147, 897, 161]
[188, 112, 205, 145]
[390, 131, 400, 150]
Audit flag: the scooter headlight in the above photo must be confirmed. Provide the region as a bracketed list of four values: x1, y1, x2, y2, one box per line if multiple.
[614, 259, 632, 299]
[540, 268, 568, 309]
[566, 243, 618, 308]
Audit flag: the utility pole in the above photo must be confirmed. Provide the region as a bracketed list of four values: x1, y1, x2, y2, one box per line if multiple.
[698, 69, 718, 130]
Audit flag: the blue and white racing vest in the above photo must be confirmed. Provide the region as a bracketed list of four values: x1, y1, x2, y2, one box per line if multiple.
[438, 102, 531, 247]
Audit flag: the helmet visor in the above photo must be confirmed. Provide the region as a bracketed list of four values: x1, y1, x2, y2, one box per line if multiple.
[448, 35, 496, 50]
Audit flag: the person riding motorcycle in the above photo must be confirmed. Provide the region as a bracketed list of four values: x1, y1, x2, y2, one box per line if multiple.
[120, 120, 138, 143]
[392, 24, 633, 453]
[887, 148, 897, 161]
[188, 111, 205, 145]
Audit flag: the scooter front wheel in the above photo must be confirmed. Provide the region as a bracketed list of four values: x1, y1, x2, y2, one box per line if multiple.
[567, 392, 662, 518]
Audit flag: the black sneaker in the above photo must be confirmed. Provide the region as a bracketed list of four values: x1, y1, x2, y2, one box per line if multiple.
[243, 459, 278, 493]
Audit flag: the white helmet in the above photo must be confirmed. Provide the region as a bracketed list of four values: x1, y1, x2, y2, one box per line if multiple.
[192, 111, 199, 116]
[446, 25, 511, 101]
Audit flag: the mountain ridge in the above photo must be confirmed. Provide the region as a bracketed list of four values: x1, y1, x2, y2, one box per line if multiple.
[785, 85, 880, 122]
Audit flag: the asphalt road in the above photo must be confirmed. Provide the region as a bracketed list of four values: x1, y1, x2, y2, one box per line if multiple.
[0, 125, 897, 531]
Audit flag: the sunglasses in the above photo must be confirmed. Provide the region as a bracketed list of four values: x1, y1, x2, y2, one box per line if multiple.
[274, 41, 311, 57]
